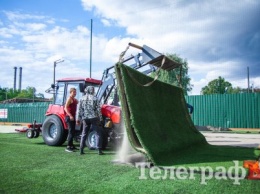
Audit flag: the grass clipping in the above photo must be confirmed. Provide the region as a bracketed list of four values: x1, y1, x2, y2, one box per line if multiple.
[115, 63, 259, 167]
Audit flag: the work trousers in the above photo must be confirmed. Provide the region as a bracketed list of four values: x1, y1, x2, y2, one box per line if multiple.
[80, 118, 103, 150]
[66, 119, 76, 147]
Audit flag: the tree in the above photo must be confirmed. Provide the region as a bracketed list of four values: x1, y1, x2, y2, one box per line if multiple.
[201, 76, 240, 95]
[0, 87, 8, 101]
[151, 54, 193, 95]
[0, 87, 20, 101]
[252, 87, 260, 93]
[17, 87, 36, 98]
[0, 86, 45, 102]
[239, 87, 260, 93]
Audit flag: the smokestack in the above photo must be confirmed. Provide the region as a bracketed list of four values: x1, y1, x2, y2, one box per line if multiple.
[19, 67, 22, 91]
[13, 67, 17, 90]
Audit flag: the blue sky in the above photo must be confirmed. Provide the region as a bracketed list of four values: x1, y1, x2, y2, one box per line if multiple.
[0, 0, 259, 98]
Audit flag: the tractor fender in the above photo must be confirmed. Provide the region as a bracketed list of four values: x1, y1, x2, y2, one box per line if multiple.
[101, 104, 121, 124]
[45, 104, 68, 130]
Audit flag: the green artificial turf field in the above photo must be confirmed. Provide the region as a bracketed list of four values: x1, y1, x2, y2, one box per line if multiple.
[0, 133, 260, 193]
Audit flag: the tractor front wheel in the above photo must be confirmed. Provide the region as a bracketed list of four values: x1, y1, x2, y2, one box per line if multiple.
[85, 129, 108, 150]
[34, 130, 40, 138]
[26, 129, 35, 138]
[42, 115, 67, 146]
[85, 130, 97, 150]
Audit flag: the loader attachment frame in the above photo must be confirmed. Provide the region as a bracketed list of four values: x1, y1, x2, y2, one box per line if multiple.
[96, 43, 182, 104]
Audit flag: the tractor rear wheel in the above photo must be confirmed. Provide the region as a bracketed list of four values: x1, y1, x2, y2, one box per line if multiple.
[42, 115, 67, 146]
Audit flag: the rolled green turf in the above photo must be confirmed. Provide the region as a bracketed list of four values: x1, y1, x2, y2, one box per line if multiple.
[115, 63, 259, 167]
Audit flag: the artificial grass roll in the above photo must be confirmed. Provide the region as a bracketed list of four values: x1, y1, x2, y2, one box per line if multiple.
[115, 63, 208, 166]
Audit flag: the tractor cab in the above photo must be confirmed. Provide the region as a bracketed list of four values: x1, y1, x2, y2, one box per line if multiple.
[43, 77, 102, 146]
[51, 77, 101, 105]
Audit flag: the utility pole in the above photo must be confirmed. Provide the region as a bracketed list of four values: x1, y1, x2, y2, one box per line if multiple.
[53, 59, 64, 102]
[90, 19, 93, 78]
[247, 66, 250, 93]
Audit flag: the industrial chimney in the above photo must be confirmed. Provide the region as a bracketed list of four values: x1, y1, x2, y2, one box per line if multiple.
[19, 67, 22, 91]
[13, 67, 17, 90]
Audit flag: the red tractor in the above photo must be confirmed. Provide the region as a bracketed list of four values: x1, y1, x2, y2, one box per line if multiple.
[31, 43, 181, 150]
[42, 77, 116, 149]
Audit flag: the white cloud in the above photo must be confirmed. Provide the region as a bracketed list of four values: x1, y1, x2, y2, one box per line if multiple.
[0, 12, 92, 97]
[1, 0, 259, 98]
[101, 19, 111, 27]
[81, 0, 260, 95]
[4, 11, 48, 22]
[25, 23, 47, 31]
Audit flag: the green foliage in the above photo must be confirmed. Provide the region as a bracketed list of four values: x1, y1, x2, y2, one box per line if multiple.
[0, 86, 44, 102]
[17, 86, 35, 98]
[201, 76, 242, 95]
[201, 77, 260, 95]
[0, 87, 7, 101]
[151, 54, 192, 95]
[230, 86, 243, 94]
[0, 87, 20, 101]
[240, 87, 260, 93]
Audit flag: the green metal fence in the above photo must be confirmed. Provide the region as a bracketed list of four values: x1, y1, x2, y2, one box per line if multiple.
[0, 93, 259, 128]
[186, 93, 260, 128]
[0, 102, 51, 124]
